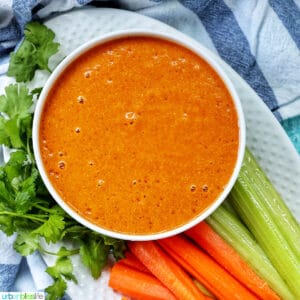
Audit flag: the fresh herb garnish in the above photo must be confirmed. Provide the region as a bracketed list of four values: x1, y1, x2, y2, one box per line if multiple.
[0, 84, 33, 150]
[0, 22, 126, 300]
[7, 22, 60, 82]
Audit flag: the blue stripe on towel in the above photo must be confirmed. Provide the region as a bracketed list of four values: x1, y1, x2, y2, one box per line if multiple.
[282, 115, 300, 154]
[180, 0, 279, 114]
[0, 264, 20, 291]
[269, 0, 300, 49]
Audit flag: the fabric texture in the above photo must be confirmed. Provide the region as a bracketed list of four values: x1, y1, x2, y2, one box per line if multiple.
[0, 0, 299, 295]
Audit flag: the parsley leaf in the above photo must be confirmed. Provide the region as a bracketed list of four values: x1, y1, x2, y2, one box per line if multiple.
[15, 191, 33, 213]
[7, 40, 36, 83]
[0, 119, 10, 146]
[31, 87, 43, 98]
[0, 84, 33, 150]
[7, 22, 59, 82]
[14, 230, 40, 255]
[34, 215, 65, 243]
[46, 254, 77, 283]
[0, 214, 15, 236]
[0, 84, 32, 119]
[45, 277, 67, 300]
[0, 180, 13, 207]
[25, 22, 59, 71]
[79, 233, 110, 278]
[45, 248, 78, 300]
[102, 235, 126, 260]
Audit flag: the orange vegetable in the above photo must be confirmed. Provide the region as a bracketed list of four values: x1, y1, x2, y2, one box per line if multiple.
[157, 243, 216, 296]
[186, 222, 280, 300]
[109, 263, 177, 300]
[128, 241, 207, 300]
[119, 251, 151, 273]
[158, 235, 258, 300]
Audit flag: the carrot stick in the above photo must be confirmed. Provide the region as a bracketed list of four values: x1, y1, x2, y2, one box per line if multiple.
[186, 222, 280, 300]
[194, 280, 216, 299]
[120, 251, 151, 273]
[158, 235, 258, 300]
[158, 244, 216, 296]
[109, 263, 177, 300]
[128, 241, 207, 300]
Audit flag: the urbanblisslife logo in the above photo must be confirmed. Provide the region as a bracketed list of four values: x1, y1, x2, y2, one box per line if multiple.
[0, 292, 44, 300]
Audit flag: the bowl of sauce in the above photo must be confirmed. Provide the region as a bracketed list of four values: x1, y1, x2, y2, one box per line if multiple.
[33, 30, 246, 240]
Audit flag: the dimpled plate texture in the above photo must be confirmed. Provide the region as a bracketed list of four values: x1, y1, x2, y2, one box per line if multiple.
[27, 7, 299, 299]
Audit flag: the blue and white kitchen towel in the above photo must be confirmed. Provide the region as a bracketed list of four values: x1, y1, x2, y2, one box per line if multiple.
[1, 0, 300, 295]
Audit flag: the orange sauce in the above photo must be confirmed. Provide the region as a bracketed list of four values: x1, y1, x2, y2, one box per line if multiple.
[39, 37, 239, 235]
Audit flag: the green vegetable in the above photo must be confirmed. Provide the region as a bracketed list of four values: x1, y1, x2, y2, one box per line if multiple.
[0, 84, 33, 151]
[242, 149, 300, 259]
[208, 205, 295, 300]
[45, 247, 79, 300]
[46, 248, 78, 285]
[7, 22, 59, 82]
[228, 149, 300, 299]
[0, 22, 126, 300]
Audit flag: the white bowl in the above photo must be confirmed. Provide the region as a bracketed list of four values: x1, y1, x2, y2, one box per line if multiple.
[32, 29, 246, 241]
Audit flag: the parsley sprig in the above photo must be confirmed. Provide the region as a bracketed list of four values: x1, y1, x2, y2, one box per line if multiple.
[0, 22, 126, 300]
[7, 22, 60, 82]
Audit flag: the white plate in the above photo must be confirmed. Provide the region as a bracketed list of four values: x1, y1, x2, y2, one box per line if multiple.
[4, 7, 300, 299]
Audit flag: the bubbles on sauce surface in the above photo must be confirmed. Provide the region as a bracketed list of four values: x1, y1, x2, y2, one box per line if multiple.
[125, 112, 137, 120]
[84, 70, 92, 78]
[132, 180, 137, 185]
[58, 151, 64, 157]
[85, 208, 92, 215]
[182, 112, 188, 120]
[97, 179, 105, 187]
[189, 184, 209, 193]
[190, 185, 197, 192]
[202, 184, 209, 192]
[58, 161, 66, 169]
[93, 64, 101, 70]
[170, 57, 186, 67]
[77, 95, 85, 104]
[49, 170, 59, 179]
[75, 127, 81, 133]
[107, 78, 113, 84]
[42, 144, 54, 158]
[193, 64, 200, 70]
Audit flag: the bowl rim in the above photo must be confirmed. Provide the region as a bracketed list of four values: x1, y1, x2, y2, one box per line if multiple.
[32, 29, 246, 241]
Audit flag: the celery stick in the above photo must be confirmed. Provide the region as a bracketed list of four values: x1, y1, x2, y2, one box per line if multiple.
[244, 148, 300, 260]
[208, 206, 295, 300]
[229, 166, 300, 298]
[220, 198, 239, 218]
